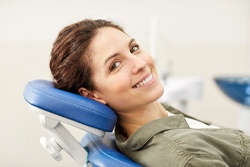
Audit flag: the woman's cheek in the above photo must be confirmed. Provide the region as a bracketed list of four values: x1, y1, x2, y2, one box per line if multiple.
[110, 75, 130, 91]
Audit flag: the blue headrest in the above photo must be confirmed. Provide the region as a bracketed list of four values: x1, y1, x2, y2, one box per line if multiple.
[23, 80, 117, 132]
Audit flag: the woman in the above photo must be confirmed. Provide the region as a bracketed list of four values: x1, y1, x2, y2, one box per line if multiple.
[50, 19, 250, 166]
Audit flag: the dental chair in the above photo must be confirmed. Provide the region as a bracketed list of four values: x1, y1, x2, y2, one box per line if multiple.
[23, 80, 142, 167]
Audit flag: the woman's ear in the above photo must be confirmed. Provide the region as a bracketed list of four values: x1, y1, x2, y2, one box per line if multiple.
[78, 87, 107, 105]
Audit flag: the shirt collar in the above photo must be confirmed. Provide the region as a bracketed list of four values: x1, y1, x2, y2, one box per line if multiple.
[115, 114, 189, 151]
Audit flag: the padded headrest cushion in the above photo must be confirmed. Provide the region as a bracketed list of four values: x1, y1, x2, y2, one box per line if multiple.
[23, 80, 117, 132]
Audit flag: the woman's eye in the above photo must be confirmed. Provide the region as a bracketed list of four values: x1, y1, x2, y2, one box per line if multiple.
[110, 61, 121, 71]
[130, 45, 139, 53]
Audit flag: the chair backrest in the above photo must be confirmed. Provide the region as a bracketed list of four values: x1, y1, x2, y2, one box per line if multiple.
[81, 133, 143, 167]
[23, 80, 118, 165]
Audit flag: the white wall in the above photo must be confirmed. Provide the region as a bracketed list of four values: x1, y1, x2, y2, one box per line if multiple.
[0, 0, 249, 166]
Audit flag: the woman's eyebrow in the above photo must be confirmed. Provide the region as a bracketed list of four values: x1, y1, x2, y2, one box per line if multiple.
[104, 38, 135, 66]
[129, 38, 135, 47]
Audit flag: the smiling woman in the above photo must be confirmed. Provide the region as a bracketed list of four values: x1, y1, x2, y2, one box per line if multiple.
[50, 19, 250, 167]
[82, 26, 165, 115]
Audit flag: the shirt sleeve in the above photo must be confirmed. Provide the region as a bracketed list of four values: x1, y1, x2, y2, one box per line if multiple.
[185, 156, 229, 167]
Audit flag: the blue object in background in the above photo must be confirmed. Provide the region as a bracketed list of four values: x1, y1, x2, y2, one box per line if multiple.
[214, 77, 250, 107]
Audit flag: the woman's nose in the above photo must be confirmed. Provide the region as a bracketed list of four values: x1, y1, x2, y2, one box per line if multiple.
[130, 55, 147, 74]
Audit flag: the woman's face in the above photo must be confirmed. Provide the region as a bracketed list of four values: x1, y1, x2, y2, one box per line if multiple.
[88, 27, 164, 112]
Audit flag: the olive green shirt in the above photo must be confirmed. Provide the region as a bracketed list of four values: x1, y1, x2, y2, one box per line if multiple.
[115, 106, 250, 167]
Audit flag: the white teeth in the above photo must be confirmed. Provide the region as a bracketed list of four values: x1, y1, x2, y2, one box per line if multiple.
[135, 74, 153, 88]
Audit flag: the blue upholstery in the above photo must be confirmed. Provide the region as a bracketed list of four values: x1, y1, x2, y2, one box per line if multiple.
[24, 80, 117, 131]
[81, 133, 142, 167]
[214, 77, 250, 107]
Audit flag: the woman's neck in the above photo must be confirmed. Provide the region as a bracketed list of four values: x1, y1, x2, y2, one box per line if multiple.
[116, 101, 168, 138]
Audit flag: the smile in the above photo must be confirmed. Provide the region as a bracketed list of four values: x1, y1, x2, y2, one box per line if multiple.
[133, 73, 153, 88]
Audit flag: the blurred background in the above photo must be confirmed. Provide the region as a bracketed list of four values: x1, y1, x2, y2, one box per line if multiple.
[1, 0, 249, 166]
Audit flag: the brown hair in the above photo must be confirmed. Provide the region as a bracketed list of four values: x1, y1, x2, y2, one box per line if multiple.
[50, 19, 124, 94]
